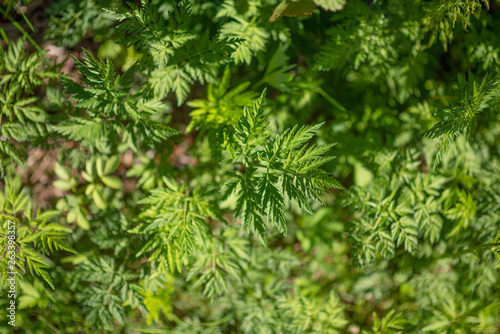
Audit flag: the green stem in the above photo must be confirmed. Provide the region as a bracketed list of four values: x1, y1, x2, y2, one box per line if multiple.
[0, 7, 51, 66]
[65, 9, 84, 28]
[437, 242, 500, 259]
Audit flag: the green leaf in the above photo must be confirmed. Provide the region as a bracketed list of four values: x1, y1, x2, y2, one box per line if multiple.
[92, 189, 107, 210]
[54, 163, 71, 181]
[258, 43, 295, 92]
[270, 0, 317, 22]
[150, 66, 191, 105]
[76, 206, 90, 230]
[104, 156, 121, 175]
[101, 175, 123, 189]
[314, 0, 346, 12]
[95, 157, 104, 177]
[53, 180, 74, 191]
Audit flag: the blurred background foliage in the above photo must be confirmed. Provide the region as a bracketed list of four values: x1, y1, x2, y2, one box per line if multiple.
[0, 0, 499, 332]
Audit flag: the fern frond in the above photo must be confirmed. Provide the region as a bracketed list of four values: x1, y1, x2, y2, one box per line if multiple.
[59, 49, 179, 150]
[222, 90, 342, 239]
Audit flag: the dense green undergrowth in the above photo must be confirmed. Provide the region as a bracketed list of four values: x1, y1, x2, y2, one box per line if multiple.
[0, 0, 499, 333]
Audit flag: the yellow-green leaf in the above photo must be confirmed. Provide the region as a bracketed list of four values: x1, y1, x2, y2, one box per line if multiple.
[270, 0, 316, 22]
[101, 175, 123, 189]
[104, 155, 121, 175]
